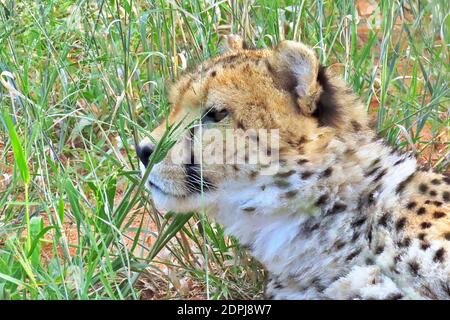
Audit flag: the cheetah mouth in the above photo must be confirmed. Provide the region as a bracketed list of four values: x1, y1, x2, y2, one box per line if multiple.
[147, 179, 188, 198]
[147, 176, 218, 214]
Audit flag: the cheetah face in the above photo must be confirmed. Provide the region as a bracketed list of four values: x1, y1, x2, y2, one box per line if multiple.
[137, 35, 367, 214]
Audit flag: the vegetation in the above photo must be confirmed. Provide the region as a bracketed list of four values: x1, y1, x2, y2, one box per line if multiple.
[0, 0, 448, 299]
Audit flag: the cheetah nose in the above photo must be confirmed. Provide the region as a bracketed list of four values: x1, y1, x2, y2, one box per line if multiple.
[136, 143, 154, 167]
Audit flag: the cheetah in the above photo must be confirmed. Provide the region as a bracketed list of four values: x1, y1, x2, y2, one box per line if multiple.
[137, 35, 450, 300]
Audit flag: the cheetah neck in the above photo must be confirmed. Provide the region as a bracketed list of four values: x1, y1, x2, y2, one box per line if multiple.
[211, 133, 418, 282]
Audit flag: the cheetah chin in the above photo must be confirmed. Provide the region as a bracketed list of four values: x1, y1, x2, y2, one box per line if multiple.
[137, 35, 450, 300]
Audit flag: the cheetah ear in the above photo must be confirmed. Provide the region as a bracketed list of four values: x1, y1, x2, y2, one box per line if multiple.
[218, 34, 245, 54]
[267, 40, 321, 115]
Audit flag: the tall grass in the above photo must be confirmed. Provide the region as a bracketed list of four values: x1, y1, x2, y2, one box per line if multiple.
[0, 0, 448, 299]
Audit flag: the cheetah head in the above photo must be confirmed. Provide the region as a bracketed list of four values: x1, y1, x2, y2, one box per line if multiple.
[137, 35, 371, 214]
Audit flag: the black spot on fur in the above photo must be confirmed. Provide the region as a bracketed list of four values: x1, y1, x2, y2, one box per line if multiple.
[365, 166, 381, 177]
[301, 171, 314, 179]
[378, 212, 391, 227]
[367, 226, 373, 245]
[273, 281, 284, 289]
[431, 179, 441, 185]
[420, 242, 430, 250]
[326, 202, 347, 215]
[441, 282, 450, 297]
[418, 183, 428, 194]
[351, 232, 361, 242]
[433, 211, 446, 219]
[433, 248, 445, 263]
[210, 70, 217, 77]
[352, 217, 366, 228]
[346, 249, 362, 261]
[408, 261, 420, 276]
[322, 167, 333, 178]
[398, 237, 411, 248]
[297, 159, 309, 165]
[220, 54, 242, 66]
[283, 190, 299, 198]
[242, 207, 256, 212]
[366, 185, 381, 205]
[370, 158, 381, 167]
[375, 245, 384, 255]
[443, 191, 450, 202]
[406, 201, 417, 210]
[315, 194, 329, 206]
[387, 293, 403, 300]
[395, 217, 407, 231]
[429, 190, 437, 197]
[236, 120, 245, 129]
[333, 240, 346, 250]
[312, 66, 341, 127]
[417, 207, 426, 215]
[275, 170, 296, 178]
[443, 232, 450, 241]
[396, 173, 415, 194]
[433, 201, 443, 207]
[373, 168, 387, 182]
[420, 222, 432, 229]
[418, 233, 426, 241]
[443, 176, 450, 185]
[311, 277, 326, 293]
[351, 120, 362, 132]
[302, 218, 321, 235]
[273, 179, 291, 188]
[394, 158, 406, 166]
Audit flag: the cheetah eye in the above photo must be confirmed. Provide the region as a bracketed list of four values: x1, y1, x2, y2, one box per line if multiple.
[203, 108, 229, 123]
